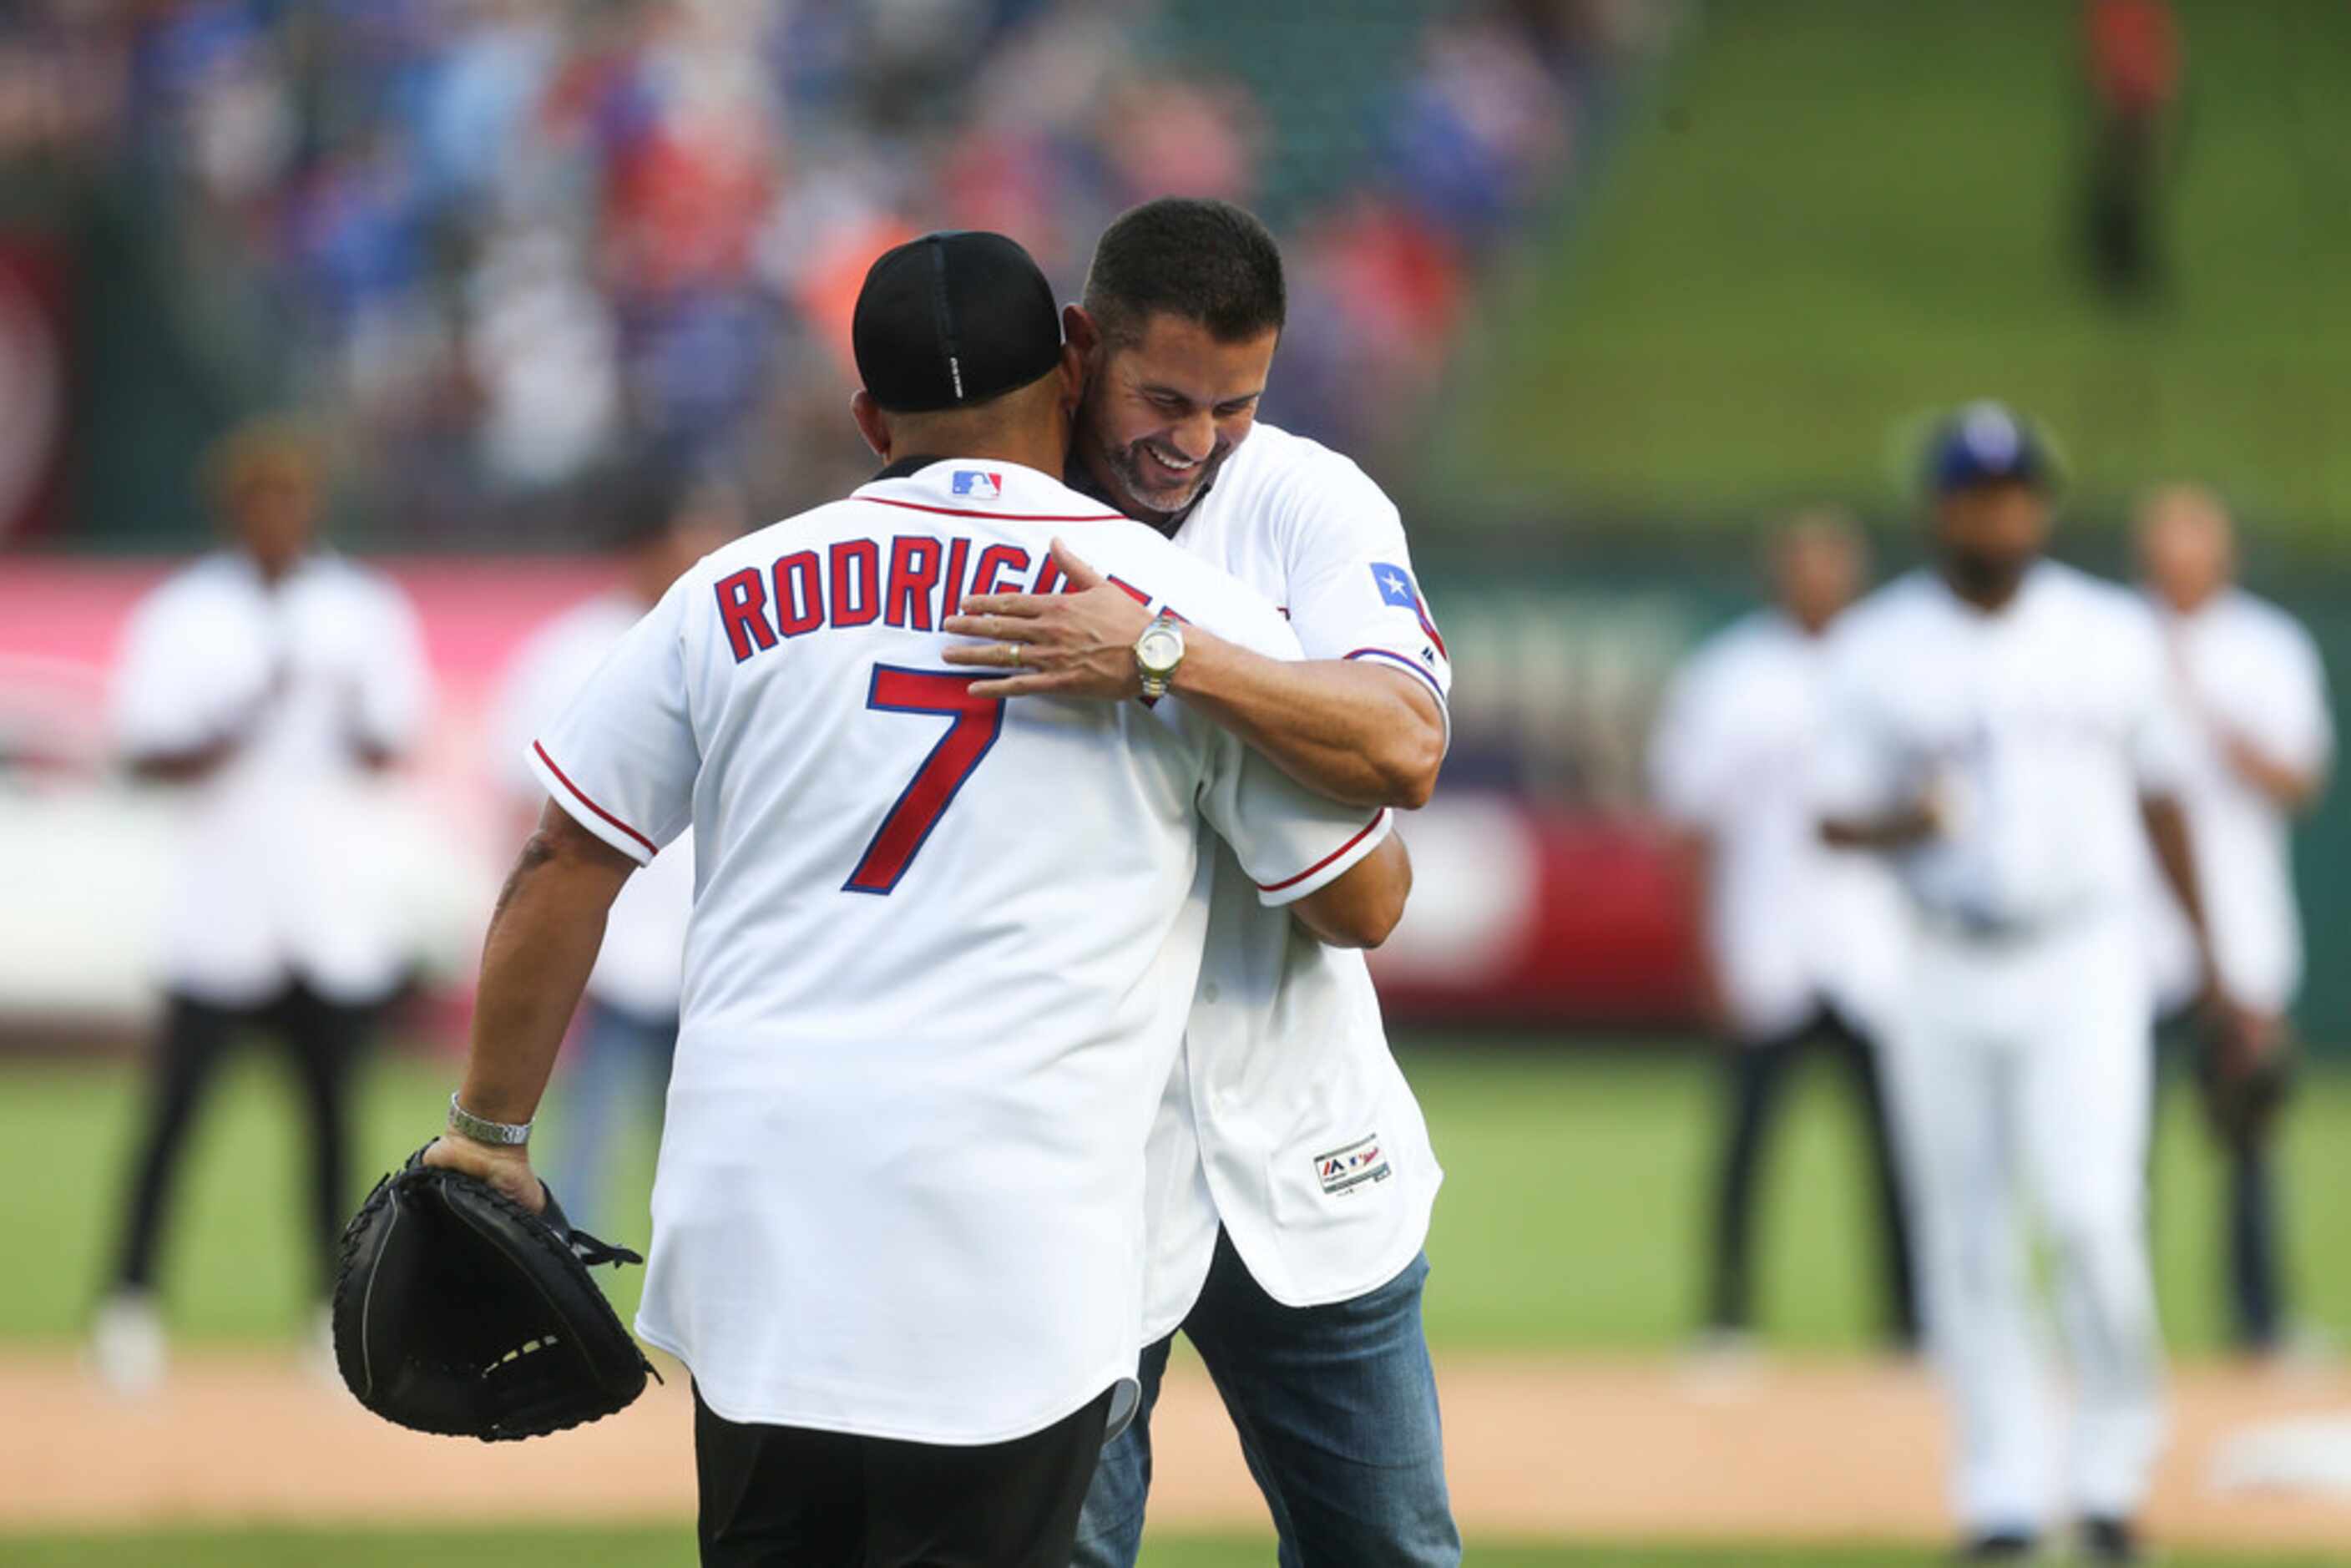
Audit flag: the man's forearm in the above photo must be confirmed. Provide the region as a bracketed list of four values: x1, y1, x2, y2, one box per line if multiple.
[1171, 630, 1444, 809]
[455, 809, 635, 1126]
[1819, 802, 1939, 852]
[2141, 792, 2219, 984]
[2221, 733, 2326, 814]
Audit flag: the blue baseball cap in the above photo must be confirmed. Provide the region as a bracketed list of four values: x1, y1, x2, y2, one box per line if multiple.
[1926, 401, 2054, 495]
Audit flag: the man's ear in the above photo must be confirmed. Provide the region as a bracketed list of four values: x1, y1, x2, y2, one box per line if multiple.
[1063, 303, 1101, 363]
[1056, 340, 1085, 416]
[850, 389, 892, 460]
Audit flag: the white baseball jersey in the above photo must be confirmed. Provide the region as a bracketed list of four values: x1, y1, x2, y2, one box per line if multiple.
[493, 591, 693, 1023]
[1819, 561, 2186, 1530]
[2137, 589, 2332, 1014]
[1138, 421, 1452, 1337]
[531, 458, 1392, 1445]
[1818, 563, 2192, 933]
[1649, 610, 1905, 1040]
[111, 551, 432, 1008]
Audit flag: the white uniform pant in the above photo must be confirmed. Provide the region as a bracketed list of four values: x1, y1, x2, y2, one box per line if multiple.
[1878, 910, 2165, 1532]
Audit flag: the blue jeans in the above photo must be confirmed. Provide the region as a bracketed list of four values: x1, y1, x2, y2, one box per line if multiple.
[1072, 1229, 1459, 1567]
[550, 998, 677, 1234]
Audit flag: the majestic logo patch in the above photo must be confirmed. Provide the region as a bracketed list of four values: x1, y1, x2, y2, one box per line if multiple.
[950, 470, 1002, 499]
[1313, 1132, 1392, 1198]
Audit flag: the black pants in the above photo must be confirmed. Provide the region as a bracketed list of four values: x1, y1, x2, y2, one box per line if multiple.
[2156, 1006, 2290, 1350]
[110, 982, 377, 1299]
[1705, 1004, 1919, 1348]
[694, 1384, 1114, 1567]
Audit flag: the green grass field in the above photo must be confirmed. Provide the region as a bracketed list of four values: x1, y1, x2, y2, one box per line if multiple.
[4, 1039, 2347, 1354]
[6, 1041, 2347, 1565]
[1436, 0, 2351, 535]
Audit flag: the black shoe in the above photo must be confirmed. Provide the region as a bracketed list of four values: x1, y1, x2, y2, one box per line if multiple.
[2081, 1516, 2142, 1563]
[1956, 1531, 2038, 1561]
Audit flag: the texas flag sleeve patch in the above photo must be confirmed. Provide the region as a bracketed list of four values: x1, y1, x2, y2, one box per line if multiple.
[1370, 562, 1447, 659]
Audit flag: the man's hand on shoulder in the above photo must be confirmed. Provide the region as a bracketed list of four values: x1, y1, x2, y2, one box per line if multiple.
[944, 539, 1154, 701]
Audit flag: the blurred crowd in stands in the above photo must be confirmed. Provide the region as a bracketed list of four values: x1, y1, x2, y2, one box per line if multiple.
[0, 0, 1666, 546]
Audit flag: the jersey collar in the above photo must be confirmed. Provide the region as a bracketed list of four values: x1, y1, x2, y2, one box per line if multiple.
[854, 458, 1126, 524]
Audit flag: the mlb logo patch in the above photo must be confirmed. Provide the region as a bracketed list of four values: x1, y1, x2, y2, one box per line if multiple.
[1312, 1132, 1392, 1198]
[951, 471, 1003, 499]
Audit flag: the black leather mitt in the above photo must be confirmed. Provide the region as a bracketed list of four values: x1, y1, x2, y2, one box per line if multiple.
[333, 1144, 657, 1441]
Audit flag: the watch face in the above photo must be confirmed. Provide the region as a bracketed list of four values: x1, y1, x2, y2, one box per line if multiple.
[1138, 625, 1183, 671]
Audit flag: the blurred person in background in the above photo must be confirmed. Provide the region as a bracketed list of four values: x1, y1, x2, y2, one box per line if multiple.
[941, 197, 1459, 1568]
[1649, 512, 1916, 1360]
[1818, 402, 2235, 1564]
[488, 468, 735, 1234]
[90, 421, 433, 1395]
[2133, 484, 2333, 1359]
[2079, 0, 2183, 301]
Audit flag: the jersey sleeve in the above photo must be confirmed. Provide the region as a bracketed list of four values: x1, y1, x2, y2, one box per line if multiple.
[1648, 654, 1728, 829]
[528, 578, 699, 866]
[2121, 609, 2197, 797]
[2255, 618, 2333, 776]
[1812, 628, 1907, 819]
[1198, 731, 1395, 908]
[490, 617, 584, 803]
[1272, 456, 1454, 724]
[350, 578, 432, 756]
[109, 579, 264, 760]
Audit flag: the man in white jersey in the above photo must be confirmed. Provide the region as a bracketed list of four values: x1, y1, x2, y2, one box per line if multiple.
[488, 475, 731, 1230]
[1818, 402, 2234, 1565]
[418, 230, 1411, 1568]
[93, 422, 432, 1394]
[939, 199, 1458, 1565]
[2133, 484, 2332, 1355]
[1649, 514, 1915, 1354]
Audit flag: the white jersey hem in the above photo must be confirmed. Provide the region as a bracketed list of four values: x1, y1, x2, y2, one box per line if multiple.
[638, 1321, 1135, 1449]
[1139, 1169, 1442, 1343]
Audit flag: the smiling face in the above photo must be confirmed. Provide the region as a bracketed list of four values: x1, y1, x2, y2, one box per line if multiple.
[1070, 307, 1277, 525]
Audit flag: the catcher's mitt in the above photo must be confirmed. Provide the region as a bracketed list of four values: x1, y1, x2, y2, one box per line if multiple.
[333, 1145, 656, 1441]
[2197, 1018, 2297, 1153]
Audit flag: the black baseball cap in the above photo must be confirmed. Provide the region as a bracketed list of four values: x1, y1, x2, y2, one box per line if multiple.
[852, 230, 1064, 413]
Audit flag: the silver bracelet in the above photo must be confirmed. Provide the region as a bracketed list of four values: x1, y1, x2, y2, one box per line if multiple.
[447, 1091, 532, 1147]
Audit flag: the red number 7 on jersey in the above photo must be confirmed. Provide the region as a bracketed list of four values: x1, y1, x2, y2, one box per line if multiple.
[843, 665, 1007, 895]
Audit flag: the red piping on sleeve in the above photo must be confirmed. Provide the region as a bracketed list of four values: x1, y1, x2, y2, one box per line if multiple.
[1256, 809, 1390, 893]
[1343, 647, 1447, 706]
[533, 741, 658, 857]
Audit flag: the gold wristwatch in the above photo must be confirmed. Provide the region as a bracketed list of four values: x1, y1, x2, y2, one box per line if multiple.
[1134, 612, 1186, 700]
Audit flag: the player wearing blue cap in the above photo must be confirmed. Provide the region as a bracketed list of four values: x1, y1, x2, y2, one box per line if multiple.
[1814, 402, 2241, 1564]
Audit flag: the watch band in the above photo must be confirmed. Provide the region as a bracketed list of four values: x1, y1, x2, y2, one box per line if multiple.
[447, 1091, 532, 1147]
[1135, 613, 1183, 700]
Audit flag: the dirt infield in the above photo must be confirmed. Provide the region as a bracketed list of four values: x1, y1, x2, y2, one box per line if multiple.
[5, 1350, 2350, 1551]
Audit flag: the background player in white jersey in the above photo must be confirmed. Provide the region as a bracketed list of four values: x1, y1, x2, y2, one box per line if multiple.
[1648, 513, 1916, 1357]
[91, 422, 432, 1394]
[1818, 402, 2235, 1565]
[938, 199, 1459, 1565]
[488, 473, 733, 1232]
[417, 230, 1412, 1568]
[2132, 483, 2333, 1357]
